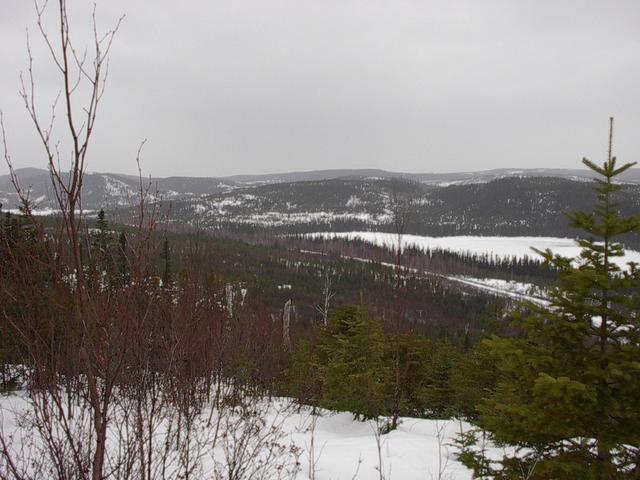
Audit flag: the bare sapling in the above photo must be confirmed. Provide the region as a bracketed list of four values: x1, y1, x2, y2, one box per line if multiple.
[314, 269, 336, 326]
[390, 191, 409, 430]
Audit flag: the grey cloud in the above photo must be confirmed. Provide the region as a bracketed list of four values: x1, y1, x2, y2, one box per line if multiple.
[1, 0, 639, 177]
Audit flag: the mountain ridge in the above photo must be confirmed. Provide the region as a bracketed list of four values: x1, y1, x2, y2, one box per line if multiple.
[5, 166, 640, 186]
[2, 168, 639, 249]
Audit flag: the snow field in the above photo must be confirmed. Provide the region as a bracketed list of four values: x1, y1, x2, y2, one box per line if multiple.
[0, 392, 476, 480]
[285, 408, 473, 479]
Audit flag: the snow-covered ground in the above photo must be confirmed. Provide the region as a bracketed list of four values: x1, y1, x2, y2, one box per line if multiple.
[286, 406, 475, 480]
[6, 207, 60, 216]
[454, 277, 537, 296]
[291, 413, 473, 479]
[451, 276, 547, 304]
[308, 232, 640, 269]
[6, 208, 97, 216]
[0, 392, 478, 480]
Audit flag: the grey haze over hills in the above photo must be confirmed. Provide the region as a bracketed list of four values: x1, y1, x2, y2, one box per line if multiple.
[225, 167, 640, 185]
[2, 166, 640, 213]
[0, 168, 237, 212]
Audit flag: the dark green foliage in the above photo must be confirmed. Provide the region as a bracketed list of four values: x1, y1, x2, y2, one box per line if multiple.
[393, 334, 432, 417]
[420, 340, 457, 418]
[90, 208, 114, 277]
[398, 338, 499, 420]
[281, 339, 322, 405]
[460, 152, 640, 478]
[0, 210, 69, 385]
[396, 336, 459, 418]
[316, 306, 390, 419]
[0, 212, 21, 390]
[449, 344, 499, 421]
[283, 306, 500, 420]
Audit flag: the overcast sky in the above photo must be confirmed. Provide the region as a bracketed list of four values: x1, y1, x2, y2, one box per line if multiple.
[1, 0, 639, 177]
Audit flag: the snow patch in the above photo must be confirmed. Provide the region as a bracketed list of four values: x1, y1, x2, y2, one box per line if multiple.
[345, 195, 362, 207]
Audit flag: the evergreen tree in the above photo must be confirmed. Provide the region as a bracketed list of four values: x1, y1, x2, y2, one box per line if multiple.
[421, 340, 458, 418]
[317, 306, 390, 419]
[91, 208, 113, 277]
[0, 209, 48, 391]
[459, 120, 640, 478]
[282, 338, 322, 406]
[449, 344, 499, 421]
[95, 208, 108, 232]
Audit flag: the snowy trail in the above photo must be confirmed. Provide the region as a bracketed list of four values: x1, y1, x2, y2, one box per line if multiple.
[449, 276, 548, 305]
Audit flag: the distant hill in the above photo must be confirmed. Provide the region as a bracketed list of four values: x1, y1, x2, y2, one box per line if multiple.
[0, 168, 237, 212]
[2, 167, 640, 248]
[166, 176, 640, 247]
[3, 166, 640, 212]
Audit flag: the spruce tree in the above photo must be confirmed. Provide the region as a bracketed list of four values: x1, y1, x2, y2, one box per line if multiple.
[459, 119, 640, 478]
[91, 208, 112, 273]
[317, 306, 390, 419]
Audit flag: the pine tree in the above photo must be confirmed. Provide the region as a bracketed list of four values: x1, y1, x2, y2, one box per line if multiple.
[422, 340, 458, 418]
[459, 119, 640, 479]
[282, 339, 322, 406]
